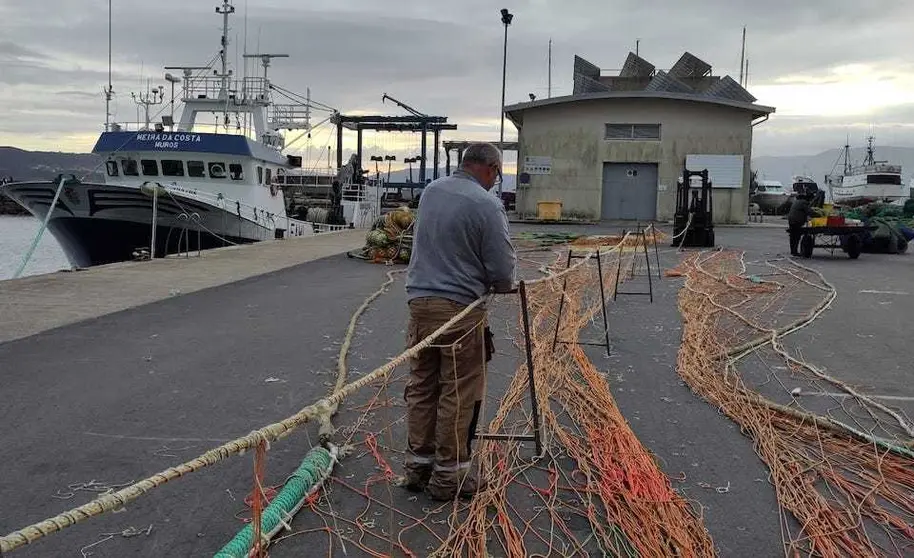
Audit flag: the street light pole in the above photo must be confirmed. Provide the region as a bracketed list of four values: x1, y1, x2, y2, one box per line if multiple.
[498, 8, 513, 200]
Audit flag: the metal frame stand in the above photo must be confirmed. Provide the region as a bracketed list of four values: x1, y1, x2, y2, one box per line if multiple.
[472, 280, 543, 457]
[551, 249, 611, 356]
[614, 230, 655, 303]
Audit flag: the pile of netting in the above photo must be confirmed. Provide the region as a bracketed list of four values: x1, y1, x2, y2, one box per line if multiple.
[346, 207, 415, 264]
[673, 250, 914, 556]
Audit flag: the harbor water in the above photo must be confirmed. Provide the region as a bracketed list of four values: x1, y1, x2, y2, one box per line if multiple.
[0, 216, 70, 280]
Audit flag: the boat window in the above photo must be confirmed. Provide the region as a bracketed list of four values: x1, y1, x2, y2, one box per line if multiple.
[208, 162, 227, 179]
[122, 159, 139, 176]
[276, 168, 286, 184]
[161, 160, 185, 177]
[106, 160, 119, 177]
[187, 161, 206, 178]
[229, 163, 244, 181]
[141, 159, 159, 176]
[867, 174, 901, 185]
[265, 168, 272, 184]
[257, 166, 263, 184]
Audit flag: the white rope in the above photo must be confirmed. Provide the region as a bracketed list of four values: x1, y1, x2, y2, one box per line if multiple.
[12, 176, 67, 279]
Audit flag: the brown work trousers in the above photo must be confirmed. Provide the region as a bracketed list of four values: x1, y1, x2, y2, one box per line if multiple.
[404, 297, 486, 489]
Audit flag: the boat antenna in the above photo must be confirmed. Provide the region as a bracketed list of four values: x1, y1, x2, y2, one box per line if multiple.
[864, 135, 876, 166]
[105, 0, 113, 131]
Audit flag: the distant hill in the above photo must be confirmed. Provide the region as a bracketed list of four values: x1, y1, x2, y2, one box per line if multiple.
[0, 146, 102, 182]
[752, 146, 914, 188]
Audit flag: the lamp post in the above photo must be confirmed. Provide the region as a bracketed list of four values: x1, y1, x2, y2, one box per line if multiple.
[164, 73, 181, 131]
[498, 8, 513, 200]
[384, 155, 396, 183]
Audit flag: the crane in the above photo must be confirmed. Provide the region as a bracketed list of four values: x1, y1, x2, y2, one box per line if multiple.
[381, 93, 427, 118]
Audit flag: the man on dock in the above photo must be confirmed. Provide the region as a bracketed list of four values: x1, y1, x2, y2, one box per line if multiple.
[787, 193, 813, 256]
[403, 142, 516, 501]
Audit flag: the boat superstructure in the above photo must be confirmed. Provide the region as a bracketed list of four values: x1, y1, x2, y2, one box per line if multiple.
[2, 1, 376, 269]
[825, 137, 907, 206]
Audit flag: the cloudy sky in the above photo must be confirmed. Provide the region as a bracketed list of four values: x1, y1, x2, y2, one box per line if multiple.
[0, 0, 912, 165]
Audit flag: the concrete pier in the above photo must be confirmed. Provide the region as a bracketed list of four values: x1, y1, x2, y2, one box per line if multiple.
[0, 229, 366, 344]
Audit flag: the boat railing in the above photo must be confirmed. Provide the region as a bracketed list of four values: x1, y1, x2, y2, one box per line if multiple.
[180, 76, 270, 104]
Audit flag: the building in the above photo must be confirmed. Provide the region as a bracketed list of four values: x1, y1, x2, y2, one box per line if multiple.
[505, 51, 775, 223]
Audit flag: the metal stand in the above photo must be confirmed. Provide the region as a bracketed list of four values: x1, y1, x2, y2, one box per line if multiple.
[551, 249, 610, 356]
[614, 230, 655, 303]
[472, 280, 543, 457]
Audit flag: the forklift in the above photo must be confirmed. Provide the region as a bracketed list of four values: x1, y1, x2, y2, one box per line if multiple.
[672, 167, 715, 247]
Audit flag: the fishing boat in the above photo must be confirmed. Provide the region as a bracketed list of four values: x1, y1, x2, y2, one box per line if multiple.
[825, 137, 907, 206]
[1, 1, 375, 269]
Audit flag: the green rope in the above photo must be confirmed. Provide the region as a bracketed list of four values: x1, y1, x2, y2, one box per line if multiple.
[214, 446, 335, 558]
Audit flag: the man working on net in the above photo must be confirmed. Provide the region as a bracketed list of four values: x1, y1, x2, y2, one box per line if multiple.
[403, 142, 517, 501]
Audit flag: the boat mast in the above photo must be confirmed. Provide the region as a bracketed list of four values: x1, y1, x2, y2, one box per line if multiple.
[864, 136, 876, 166]
[216, 1, 235, 130]
[104, 0, 113, 131]
[843, 136, 851, 174]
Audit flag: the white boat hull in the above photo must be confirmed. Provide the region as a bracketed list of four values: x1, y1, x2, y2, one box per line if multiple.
[1, 179, 315, 268]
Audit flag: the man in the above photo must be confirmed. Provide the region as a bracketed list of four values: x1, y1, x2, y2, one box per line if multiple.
[787, 193, 813, 256]
[403, 142, 516, 501]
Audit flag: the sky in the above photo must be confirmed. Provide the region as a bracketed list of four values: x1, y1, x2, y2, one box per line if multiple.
[0, 0, 912, 167]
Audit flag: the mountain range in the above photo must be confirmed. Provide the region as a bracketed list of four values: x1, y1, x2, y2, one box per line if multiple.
[753, 146, 914, 188]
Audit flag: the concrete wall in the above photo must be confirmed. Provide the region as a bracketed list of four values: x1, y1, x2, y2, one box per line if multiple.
[514, 98, 756, 223]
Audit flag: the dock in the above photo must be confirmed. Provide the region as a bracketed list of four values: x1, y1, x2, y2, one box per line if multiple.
[0, 229, 366, 344]
[1, 224, 911, 557]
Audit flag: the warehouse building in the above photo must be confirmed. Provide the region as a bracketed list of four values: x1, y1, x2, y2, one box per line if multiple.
[505, 51, 775, 223]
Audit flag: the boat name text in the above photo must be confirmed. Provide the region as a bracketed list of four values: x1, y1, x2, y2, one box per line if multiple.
[135, 133, 203, 148]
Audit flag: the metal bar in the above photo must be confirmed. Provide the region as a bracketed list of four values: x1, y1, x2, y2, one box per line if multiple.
[420, 124, 427, 184]
[335, 120, 343, 172]
[555, 341, 611, 348]
[642, 231, 654, 303]
[433, 128, 440, 180]
[473, 433, 536, 441]
[551, 250, 572, 351]
[613, 242, 623, 301]
[518, 281, 543, 457]
[356, 128, 363, 175]
[595, 249, 611, 355]
[652, 229, 662, 279]
[445, 148, 451, 176]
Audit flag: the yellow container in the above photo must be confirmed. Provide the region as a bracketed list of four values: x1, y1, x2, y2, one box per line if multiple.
[809, 217, 827, 227]
[537, 200, 562, 221]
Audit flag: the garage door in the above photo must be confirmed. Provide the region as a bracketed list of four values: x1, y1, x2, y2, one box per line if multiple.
[601, 163, 658, 220]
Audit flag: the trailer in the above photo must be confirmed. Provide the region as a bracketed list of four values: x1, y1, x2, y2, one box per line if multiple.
[792, 225, 876, 259]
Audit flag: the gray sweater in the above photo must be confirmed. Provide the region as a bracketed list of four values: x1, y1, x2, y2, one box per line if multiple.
[405, 170, 517, 306]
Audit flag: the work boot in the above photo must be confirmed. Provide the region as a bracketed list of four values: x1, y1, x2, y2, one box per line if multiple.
[425, 474, 486, 501]
[401, 466, 432, 492]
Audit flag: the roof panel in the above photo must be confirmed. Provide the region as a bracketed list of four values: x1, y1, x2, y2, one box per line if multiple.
[670, 52, 712, 78]
[573, 73, 612, 95]
[644, 71, 694, 94]
[704, 75, 757, 103]
[619, 52, 655, 78]
[573, 55, 601, 79]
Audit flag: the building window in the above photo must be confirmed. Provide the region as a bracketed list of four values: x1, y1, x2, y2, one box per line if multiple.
[162, 160, 185, 177]
[257, 166, 263, 184]
[105, 160, 119, 177]
[122, 159, 139, 176]
[229, 163, 244, 181]
[208, 162, 227, 179]
[187, 161, 206, 178]
[141, 159, 159, 176]
[605, 123, 661, 141]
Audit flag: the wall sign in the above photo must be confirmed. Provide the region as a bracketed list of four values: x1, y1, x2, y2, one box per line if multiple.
[523, 156, 552, 175]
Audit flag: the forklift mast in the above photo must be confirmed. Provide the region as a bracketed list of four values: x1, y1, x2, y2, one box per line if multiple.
[672, 166, 715, 248]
